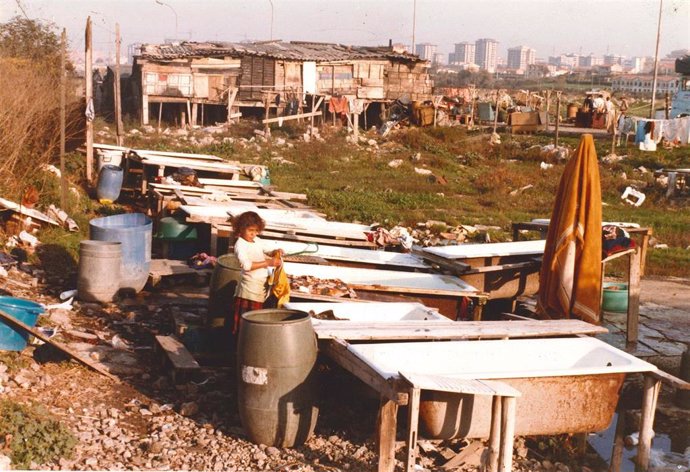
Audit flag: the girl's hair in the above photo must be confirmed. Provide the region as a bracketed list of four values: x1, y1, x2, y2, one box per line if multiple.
[232, 211, 265, 242]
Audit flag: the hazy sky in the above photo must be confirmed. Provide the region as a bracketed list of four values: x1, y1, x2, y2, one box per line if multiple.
[1, 0, 688, 60]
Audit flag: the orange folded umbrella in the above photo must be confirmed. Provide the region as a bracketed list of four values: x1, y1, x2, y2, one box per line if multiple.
[537, 134, 602, 323]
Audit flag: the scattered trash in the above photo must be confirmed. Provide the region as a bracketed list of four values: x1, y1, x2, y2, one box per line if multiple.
[41, 164, 62, 178]
[489, 132, 501, 145]
[30, 326, 58, 345]
[414, 167, 432, 176]
[289, 275, 357, 299]
[388, 159, 403, 168]
[19, 231, 39, 247]
[636, 166, 649, 174]
[411, 152, 421, 162]
[46, 205, 79, 232]
[111, 334, 133, 351]
[621, 186, 646, 207]
[0, 266, 7, 278]
[655, 244, 669, 249]
[540, 161, 553, 170]
[45, 298, 74, 311]
[60, 289, 78, 301]
[602, 154, 624, 164]
[510, 184, 534, 196]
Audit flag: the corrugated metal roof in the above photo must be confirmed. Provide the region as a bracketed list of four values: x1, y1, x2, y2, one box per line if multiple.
[138, 41, 424, 63]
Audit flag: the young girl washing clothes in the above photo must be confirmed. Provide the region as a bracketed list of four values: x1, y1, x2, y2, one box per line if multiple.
[231, 211, 283, 336]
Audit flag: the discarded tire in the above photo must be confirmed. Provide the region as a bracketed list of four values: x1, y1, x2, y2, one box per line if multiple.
[237, 309, 318, 447]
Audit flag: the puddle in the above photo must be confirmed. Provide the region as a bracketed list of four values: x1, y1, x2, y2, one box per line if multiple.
[588, 413, 689, 471]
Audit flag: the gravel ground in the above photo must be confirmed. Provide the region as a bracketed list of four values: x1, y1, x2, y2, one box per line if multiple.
[0, 265, 644, 471]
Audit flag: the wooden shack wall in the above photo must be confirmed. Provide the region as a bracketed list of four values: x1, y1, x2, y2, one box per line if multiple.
[238, 56, 276, 102]
[273, 61, 303, 94]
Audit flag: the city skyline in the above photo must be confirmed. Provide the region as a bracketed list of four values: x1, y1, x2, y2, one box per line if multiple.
[1, 0, 688, 63]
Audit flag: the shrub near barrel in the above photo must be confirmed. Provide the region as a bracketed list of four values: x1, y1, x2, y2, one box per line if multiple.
[237, 309, 319, 448]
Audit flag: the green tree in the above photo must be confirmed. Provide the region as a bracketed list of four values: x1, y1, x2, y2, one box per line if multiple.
[0, 16, 64, 68]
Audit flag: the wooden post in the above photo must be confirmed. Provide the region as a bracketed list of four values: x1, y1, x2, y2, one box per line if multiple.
[353, 112, 359, 139]
[487, 396, 502, 472]
[226, 87, 238, 124]
[310, 94, 315, 135]
[499, 397, 516, 472]
[469, 86, 476, 129]
[186, 100, 192, 128]
[60, 28, 67, 209]
[85, 17, 94, 183]
[545, 90, 551, 131]
[114, 23, 123, 146]
[405, 387, 420, 472]
[555, 91, 561, 147]
[627, 248, 641, 345]
[264, 94, 270, 135]
[611, 104, 617, 156]
[492, 90, 500, 134]
[157, 102, 163, 131]
[610, 411, 626, 472]
[191, 102, 198, 126]
[142, 94, 149, 125]
[377, 397, 398, 472]
[636, 375, 661, 472]
[201, 103, 205, 126]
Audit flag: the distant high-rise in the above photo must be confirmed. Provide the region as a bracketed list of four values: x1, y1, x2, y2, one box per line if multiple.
[127, 43, 143, 64]
[415, 43, 437, 61]
[449, 41, 475, 65]
[507, 46, 536, 72]
[432, 53, 446, 66]
[603, 54, 624, 66]
[578, 54, 602, 68]
[475, 38, 499, 73]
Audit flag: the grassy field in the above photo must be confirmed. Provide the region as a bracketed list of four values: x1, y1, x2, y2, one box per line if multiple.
[21, 120, 690, 279]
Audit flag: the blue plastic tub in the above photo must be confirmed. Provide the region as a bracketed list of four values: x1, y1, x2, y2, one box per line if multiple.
[96, 165, 124, 203]
[0, 297, 44, 351]
[90, 213, 152, 293]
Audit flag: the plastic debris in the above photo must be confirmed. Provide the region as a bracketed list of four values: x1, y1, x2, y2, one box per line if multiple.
[621, 186, 646, 207]
[414, 167, 433, 176]
[540, 161, 553, 170]
[388, 159, 403, 168]
[60, 289, 78, 301]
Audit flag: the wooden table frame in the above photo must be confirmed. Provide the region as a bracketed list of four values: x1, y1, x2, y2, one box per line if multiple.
[318, 320, 612, 472]
[511, 221, 652, 276]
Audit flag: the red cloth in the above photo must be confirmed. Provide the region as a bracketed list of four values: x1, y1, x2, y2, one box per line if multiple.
[231, 297, 263, 335]
[328, 96, 349, 115]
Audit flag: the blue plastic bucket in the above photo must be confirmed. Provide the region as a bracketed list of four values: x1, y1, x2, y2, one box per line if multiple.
[96, 165, 124, 203]
[0, 297, 44, 351]
[90, 213, 152, 293]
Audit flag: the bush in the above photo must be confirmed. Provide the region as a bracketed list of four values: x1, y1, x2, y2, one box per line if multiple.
[0, 400, 76, 468]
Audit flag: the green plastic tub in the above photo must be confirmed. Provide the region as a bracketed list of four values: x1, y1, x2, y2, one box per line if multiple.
[602, 282, 628, 313]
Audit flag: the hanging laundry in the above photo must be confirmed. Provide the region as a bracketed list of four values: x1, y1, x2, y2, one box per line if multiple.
[635, 120, 647, 144]
[348, 98, 365, 114]
[328, 96, 349, 115]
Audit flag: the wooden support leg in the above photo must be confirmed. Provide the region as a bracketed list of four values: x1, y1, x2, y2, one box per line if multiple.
[487, 395, 502, 472]
[210, 225, 218, 257]
[499, 397, 516, 472]
[636, 375, 661, 472]
[627, 248, 641, 345]
[377, 397, 399, 472]
[405, 387, 421, 472]
[610, 410, 626, 472]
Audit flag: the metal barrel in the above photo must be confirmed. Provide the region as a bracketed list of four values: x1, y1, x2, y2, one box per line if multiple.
[77, 240, 122, 303]
[207, 254, 242, 328]
[237, 309, 319, 448]
[89, 213, 152, 293]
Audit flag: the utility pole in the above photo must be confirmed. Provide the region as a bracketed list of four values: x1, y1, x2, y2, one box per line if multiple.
[85, 17, 94, 184]
[60, 28, 67, 209]
[411, 0, 416, 54]
[649, 0, 663, 119]
[115, 22, 123, 146]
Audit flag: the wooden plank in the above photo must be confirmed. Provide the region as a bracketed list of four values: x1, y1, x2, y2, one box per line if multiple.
[627, 248, 641, 344]
[404, 387, 421, 472]
[261, 110, 322, 124]
[647, 369, 690, 390]
[321, 338, 406, 404]
[636, 375, 661, 472]
[488, 398, 502, 472]
[377, 397, 398, 472]
[0, 308, 119, 382]
[312, 319, 608, 341]
[400, 373, 520, 397]
[155, 335, 201, 371]
[499, 397, 517, 472]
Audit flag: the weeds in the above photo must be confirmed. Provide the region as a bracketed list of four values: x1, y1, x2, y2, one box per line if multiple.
[0, 399, 76, 469]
